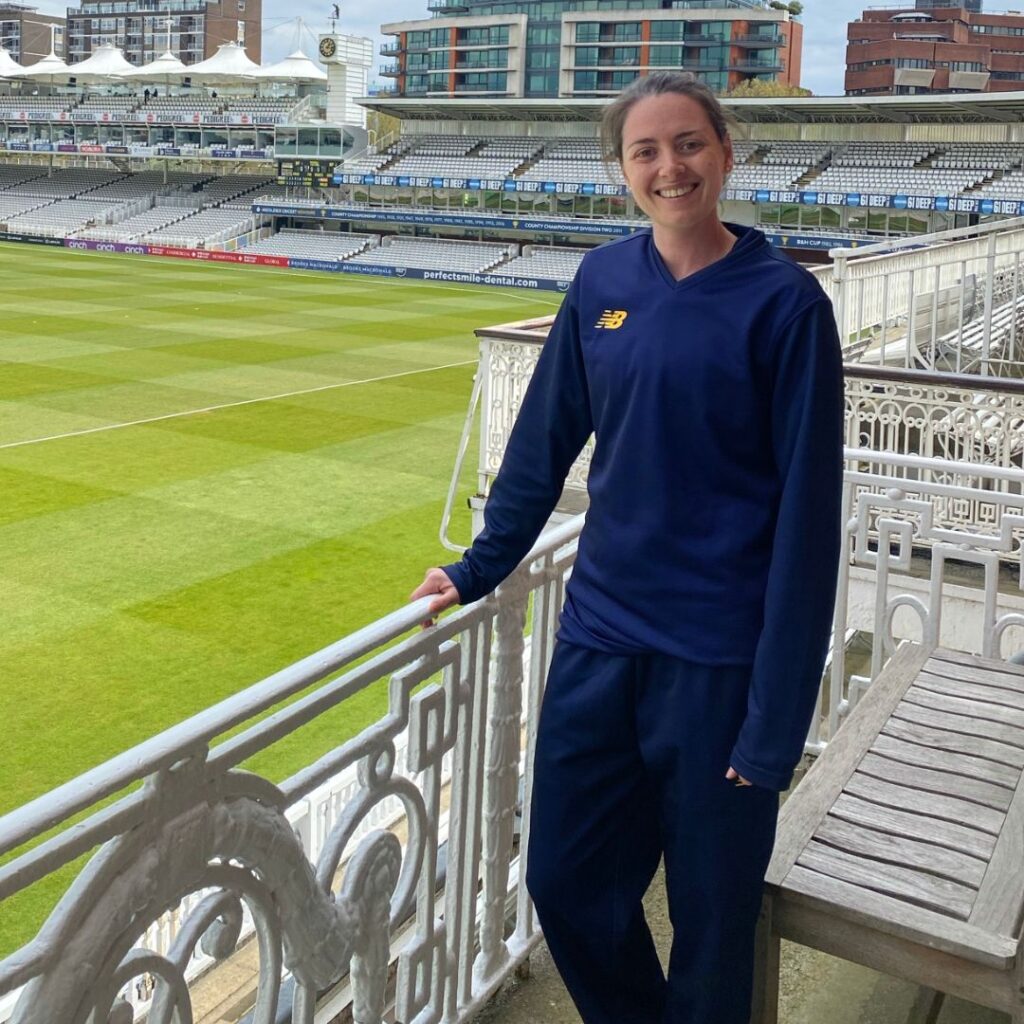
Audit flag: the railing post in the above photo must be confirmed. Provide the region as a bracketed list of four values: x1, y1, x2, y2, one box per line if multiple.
[982, 229, 997, 376]
[832, 250, 848, 350]
[474, 569, 529, 984]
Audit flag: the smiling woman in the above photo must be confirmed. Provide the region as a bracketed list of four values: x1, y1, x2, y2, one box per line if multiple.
[410, 71, 846, 1024]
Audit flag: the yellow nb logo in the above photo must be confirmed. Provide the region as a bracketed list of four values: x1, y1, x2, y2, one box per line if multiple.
[595, 309, 628, 330]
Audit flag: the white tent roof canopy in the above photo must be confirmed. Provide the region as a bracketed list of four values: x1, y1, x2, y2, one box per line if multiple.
[187, 42, 260, 81]
[0, 47, 23, 80]
[68, 43, 136, 81]
[118, 50, 189, 81]
[253, 50, 327, 83]
[17, 50, 71, 81]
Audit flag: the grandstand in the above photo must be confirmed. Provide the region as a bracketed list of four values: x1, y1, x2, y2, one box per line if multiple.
[5, 199, 127, 237]
[143, 208, 260, 248]
[350, 238, 511, 273]
[489, 246, 584, 282]
[238, 228, 375, 262]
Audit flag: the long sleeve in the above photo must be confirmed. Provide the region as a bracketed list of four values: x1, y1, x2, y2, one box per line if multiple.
[729, 298, 844, 792]
[442, 279, 593, 605]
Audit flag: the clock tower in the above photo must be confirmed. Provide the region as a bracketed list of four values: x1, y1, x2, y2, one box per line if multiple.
[318, 33, 373, 128]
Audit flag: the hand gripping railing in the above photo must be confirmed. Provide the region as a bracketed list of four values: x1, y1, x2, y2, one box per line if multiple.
[0, 514, 583, 1024]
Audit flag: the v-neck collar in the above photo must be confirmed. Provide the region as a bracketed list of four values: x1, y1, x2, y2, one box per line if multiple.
[647, 224, 762, 292]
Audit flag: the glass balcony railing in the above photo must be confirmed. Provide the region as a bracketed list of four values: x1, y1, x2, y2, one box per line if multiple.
[734, 33, 784, 47]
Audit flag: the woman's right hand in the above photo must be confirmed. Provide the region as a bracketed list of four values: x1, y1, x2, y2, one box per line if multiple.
[410, 568, 461, 628]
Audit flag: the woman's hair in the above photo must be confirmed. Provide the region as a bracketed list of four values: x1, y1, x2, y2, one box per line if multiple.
[600, 71, 731, 165]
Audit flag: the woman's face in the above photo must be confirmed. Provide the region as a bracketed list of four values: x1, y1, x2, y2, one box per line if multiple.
[619, 92, 733, 240]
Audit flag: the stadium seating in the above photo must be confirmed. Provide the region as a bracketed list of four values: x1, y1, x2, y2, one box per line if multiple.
[2, 169, 127, 199]
[386, 154, 527, 179]
[222, 98, 300, 124]
[143, 208, 260, 248]
[349, 237, 510, 273]
[728, 164, 809, 190]
[239, 228, 375, 261]
[5, 198, 128, 237]
[76, 205, 196, 242]
[0, 165, 48, 189]
[0, 95, 70, 118]
[198, 175, 275, 207]
[831, 143, 937, 168]
[223, 183, 294, 208]
[0, 195, 53, 221]
[488, 245, 584, 281]
[74, 96, 139, 118]
[811, 166, 988, 195]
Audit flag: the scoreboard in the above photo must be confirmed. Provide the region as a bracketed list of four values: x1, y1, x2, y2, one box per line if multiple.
[277, 159, 335, 188]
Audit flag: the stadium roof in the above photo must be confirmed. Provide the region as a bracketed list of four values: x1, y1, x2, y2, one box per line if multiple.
[360, 91, 1024, 125]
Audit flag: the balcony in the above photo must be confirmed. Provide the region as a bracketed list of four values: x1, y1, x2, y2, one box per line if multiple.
[379, 41, 401, 56]
[427, 0, 469, 10]
[734, 33, 784, 47]
[4, 222, 1024, 1024]
[730, 58, 785, 72]
[379, 62, 400, 77]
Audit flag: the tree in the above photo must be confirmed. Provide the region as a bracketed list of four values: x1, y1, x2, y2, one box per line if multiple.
[366, 110, 401, 148]
[725, 78, 812, 98]
[769, 0, 803, 15]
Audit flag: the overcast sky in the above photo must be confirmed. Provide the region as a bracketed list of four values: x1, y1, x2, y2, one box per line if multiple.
[29, 0, 870, 96]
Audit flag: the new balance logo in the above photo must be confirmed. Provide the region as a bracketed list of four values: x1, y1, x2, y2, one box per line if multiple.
[595, 309, 628, 330]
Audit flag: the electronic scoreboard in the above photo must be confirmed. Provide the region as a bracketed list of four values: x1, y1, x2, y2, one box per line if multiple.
[277, 159, 335, 188]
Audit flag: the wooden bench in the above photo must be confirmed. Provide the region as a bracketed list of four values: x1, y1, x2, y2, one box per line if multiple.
[753, 643, 1024, 1024]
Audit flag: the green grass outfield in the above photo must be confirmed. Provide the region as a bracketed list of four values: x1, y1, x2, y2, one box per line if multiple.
[0, 241, 562, 953]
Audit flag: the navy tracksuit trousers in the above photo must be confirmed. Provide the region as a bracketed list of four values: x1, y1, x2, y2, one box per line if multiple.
[525, 642, 779, 1024]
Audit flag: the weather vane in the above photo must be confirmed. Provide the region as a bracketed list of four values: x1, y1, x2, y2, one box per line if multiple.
[330, 3, 340, 32]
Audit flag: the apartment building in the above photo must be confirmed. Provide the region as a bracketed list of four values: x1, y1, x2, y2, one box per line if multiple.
[380, 0, 801, 99]
[64, 0, 261, 67]
[0, 3, 65, 64]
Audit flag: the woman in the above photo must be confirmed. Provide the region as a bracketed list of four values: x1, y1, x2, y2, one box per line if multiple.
[411, 72, 843, 1024]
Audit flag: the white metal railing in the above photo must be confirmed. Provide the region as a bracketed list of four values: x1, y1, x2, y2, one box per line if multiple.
[4, 447, 1024, 1023]
[0, 513, 579, 1024]
[442, 319, 1024, 550]
[814, 217, 1024, 373]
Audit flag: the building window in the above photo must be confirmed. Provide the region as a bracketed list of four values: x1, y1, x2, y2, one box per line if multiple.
[575, 22, 600, 42]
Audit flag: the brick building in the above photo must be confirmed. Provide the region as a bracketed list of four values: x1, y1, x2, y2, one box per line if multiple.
[846, 4, 1024, 94]
[0, 2, 65, 64]
[64, 0, 261, 67]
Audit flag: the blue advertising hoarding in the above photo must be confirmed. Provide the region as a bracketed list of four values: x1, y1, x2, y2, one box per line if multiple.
[252, 203, 637, 237]
[725, 187, 1019, 217]
[333, 172, 628, 197]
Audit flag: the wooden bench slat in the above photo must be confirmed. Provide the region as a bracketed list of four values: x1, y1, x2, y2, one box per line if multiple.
[881, 716, 1024, 770]
[857, 751, 1013, 812]
[928, 649, 1024, 686]
[969, 769, 1024, 938]
[782, 865, 1017, 968]
[815, 815, 987, 888]
[798, 841, 976, 919]
[870, 732, 1021, 790]
[891, 702, 1024, 753]
[766, 643, 932, 887]
[830, 793, 996, 860]
[915, 670, 1024, 713]
[844, 773, 1005, 835]
[903, 686, 1024, 733]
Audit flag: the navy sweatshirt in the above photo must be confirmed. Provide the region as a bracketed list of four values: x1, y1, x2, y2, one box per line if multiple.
[443, 225, 844, 791]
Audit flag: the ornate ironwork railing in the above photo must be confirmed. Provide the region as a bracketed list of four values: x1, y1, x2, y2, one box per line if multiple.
[0, 515, 579, 1024]
[441, 319, 1024, 550]
[4, 447, 1024, 1022]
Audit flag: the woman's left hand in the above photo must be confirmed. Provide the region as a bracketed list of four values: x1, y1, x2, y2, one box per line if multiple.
[725, 767, 752, 787]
